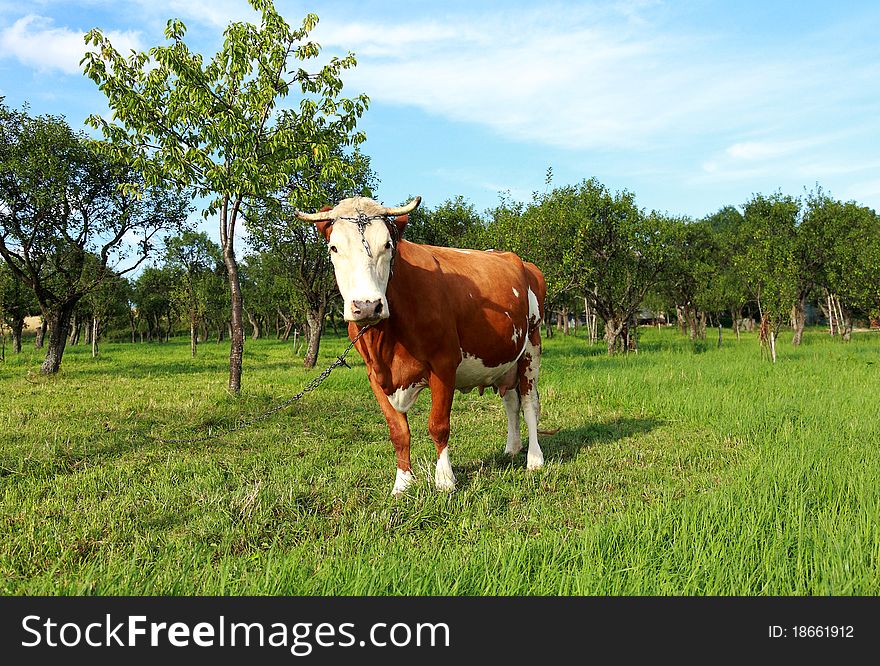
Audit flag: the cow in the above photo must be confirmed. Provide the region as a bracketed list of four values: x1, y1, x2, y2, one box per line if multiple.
[296, 196, 547, 495]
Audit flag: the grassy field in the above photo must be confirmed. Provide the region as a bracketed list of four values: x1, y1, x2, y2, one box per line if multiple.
[1, 326, 878, 595]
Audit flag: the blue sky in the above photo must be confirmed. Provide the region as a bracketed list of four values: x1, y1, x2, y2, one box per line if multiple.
[2, 0, 879, 245]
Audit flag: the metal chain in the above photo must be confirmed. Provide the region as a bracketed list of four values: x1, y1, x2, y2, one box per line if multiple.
[150, 324, 371, 444]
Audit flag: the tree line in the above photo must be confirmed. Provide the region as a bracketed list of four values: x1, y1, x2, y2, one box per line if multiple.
[2, 0, 878, 377]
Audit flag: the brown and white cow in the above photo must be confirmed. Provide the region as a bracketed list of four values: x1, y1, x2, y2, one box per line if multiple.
[296, 196, 546, 495]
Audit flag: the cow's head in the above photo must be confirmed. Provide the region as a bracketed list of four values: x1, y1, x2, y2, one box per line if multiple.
[296, 196, 422, 324]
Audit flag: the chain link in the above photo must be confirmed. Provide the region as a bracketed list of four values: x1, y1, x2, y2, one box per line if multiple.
[150, 324, 371, 444]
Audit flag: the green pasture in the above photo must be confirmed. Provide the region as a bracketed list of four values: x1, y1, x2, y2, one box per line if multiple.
[0, 326, 878, 595]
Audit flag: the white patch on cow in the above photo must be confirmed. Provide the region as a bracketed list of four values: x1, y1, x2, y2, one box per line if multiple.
[452, 249, 472, 254]
[527, 287, 541, 326]
[455, 352, 518, 392]
[505, 312, 511, 319]
[388, 382, 425, 413]
[512, 287, 520, 298]
[434, 447, 456, 491]
[391, 468, 413, 496]
[502, 391, 522, 456]
[511, 327, 523, 344]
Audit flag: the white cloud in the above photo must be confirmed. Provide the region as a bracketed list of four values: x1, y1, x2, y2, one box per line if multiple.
[0, 14, 142, 75]
[312, 8, 815, 154]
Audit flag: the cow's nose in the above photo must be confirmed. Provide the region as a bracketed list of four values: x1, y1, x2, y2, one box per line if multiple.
[352, 299, 383, 319]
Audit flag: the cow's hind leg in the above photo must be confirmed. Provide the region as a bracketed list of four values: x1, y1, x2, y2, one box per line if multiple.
[428, 373, 457, 491]
[502, 390, 522, 456]
[519, 335, 544, 471]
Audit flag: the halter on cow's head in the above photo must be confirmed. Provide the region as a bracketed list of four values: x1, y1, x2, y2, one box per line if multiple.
[295, 196, 422, 324]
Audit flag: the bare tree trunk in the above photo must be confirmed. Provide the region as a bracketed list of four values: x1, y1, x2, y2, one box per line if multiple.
[11, 317, 23, 354]
[246, 309, 260, 340]
[40, 302, 77, 374]
[769, 329, 777, 363]
[34, 317, 46, 349]
[190, 318, 197, 357]
[221, 197, 245, 394]
[791, 293, 806, 346]
[604, 317, 624, 355]
[717, 316, 723, 347]
[303, 305, 325, 369]
[562, 307, 570, 336]
[91, 316, 99, 358]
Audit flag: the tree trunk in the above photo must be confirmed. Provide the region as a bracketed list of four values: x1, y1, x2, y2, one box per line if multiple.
[769, 329, 777, 363]
[190, 318, 198, 357]
[90, 316, 98, 358]
[40, 302, 77, 374]
[717, 317, 723, 347]
[303, 306, 325, 369]
[11, 317, 24, 354]
[604, 317, 624, 355]
[246, 309, 260, 340]
[791, 293, 806, 346]
[34, 318, 46, 349]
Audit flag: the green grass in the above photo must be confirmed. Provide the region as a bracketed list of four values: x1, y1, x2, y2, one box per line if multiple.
[1, 326, 878, 595]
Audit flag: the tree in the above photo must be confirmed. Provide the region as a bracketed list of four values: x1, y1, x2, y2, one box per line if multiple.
[247, 146, 378, 367]
[740, 192, 801, 361]
[0, 263, 37, 353]
[495, 179, 671, 354]
[132, 266, 177, 341]
[815, 195, 880, 339]
[81, 261, 131, 357]
[405, 196, 484, 248]
[83, 0, 369, 391]
[0, 103, 188, 374]
[164, 231, 224, 356]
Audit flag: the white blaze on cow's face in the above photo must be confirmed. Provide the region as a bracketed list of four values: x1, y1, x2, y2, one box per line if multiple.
[327, 218, 395, 323]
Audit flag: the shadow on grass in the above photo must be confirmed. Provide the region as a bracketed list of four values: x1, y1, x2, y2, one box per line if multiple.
[455, 416, 663, 485]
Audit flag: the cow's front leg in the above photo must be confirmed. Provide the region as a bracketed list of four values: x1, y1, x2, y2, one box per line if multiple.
[369, 378, 414, 496]
[428, 373, 456, 492]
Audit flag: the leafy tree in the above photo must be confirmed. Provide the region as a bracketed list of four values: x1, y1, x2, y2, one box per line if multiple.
[404, 196, 484, 248]
[133, 266, 177, 341]
[83, 0, 369, 391]
[81, 261, 131, 356]
[0, 263, 37, 353]
[814, 195, 880, 339]
[247, 146, 378, 367]
[164, 231, 224, 356]
[740, 192, 801, 361]
[0, 103, 187, 373]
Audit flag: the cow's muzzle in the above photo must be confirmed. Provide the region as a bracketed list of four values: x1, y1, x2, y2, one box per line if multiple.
[350, 299, 387, 324]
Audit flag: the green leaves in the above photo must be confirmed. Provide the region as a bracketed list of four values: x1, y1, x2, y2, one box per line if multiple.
[82, 1, 369, 228]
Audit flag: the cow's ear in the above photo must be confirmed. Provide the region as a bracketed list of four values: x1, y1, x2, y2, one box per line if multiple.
[393, 214, 409, 237]
[315, 206, 334, 241]
[316, 219, 333, 241]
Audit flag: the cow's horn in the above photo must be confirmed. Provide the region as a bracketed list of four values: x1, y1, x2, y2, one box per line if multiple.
[383, 196, 422, 216]
[295, 209, 335, 222]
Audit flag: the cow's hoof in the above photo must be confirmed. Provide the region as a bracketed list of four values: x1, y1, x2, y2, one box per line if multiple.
[504, 441, 523, 457]
[434, 470, 457, 492]
[391, 469, 413, 496]
[526, 451, 544, 471]
[435, 449, 457, 492]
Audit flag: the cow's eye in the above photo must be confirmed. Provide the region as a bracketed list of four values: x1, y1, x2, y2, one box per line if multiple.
[384, 241, 393, 250]
[330, 245, 338, 253]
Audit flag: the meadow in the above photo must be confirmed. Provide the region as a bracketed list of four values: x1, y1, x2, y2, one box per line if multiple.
[0, 326, 878, 595]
